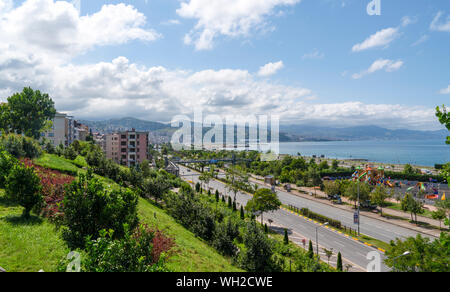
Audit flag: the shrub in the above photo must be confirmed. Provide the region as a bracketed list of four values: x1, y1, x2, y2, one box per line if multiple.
[299, 208, 341, 229]
[240, 222, 275, 272]
[0, 134, 42, 158]
[72, 155, 88, 168]
[61, 171, 139, 249]
[76, 225, 173, 272]
[0, 150, 18, 188]
[212, 219, 239, 257]
[5, 163, 43, 218]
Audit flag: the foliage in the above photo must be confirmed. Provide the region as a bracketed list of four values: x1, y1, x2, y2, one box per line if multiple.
[5, 163, 43, 218]
[385, 233, 449, 272]
[0, 87, 56, 139]
[344, 181, 372, 208]
[245, 188, 281, 223]
[337, 252, 343, 271]
[61, 171, 139, 249]
[0, 150, 18, 188]
[436, 105, 450, 145]
[298, 207, 341, 229]
[78, 224, 174, 272]
[370, 185, 391, 215]
[239, 222, 275, 272]
[0, 134, 42, 158]
[400, 193, 424, 223]
[212, 218, 239, 257]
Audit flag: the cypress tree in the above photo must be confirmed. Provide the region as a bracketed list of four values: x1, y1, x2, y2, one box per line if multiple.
[215, 191, 220, 202]
[222, 195, 225, 203]
[208, 189, 211, 196]
[308, 240, 314, 259]
[228, 196, 232, 208]
[240, 205, 245, 220]
[337, 252, 343, 272]
[264, 224, 268, 234]
[233, 200, 237, 211]
[284, 229, 289, 245]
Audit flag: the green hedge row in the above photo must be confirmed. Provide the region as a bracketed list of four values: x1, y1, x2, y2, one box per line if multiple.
[287, 205, 341, 229]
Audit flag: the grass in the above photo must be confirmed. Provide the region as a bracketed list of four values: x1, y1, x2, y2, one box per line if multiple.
[0, 189, 69, 272]
[34, 154, 80, 175]
[138, 197, 243, 272]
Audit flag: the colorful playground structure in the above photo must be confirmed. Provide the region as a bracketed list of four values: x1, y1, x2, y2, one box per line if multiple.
[352, 164, 394, 187]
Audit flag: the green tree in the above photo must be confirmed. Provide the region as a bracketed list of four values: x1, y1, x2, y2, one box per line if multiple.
[337, 252, 343, 271]
[344, 181, 371, 208]
[432, 208, 447, 230]
[283, 229, 289, 245]
[3, 87, 56, 139]
[308, 240, 314, 259]
[240, 222, 275, 272]
[370, 185, 391, 216]
[5, 163, 43, 218]
[385, 233, 449, 272]
[0, 151, 18, 188]
[245, 188, 281, 224]
[323, 248, 333, 265]
[240, 205, 245, 220]
[331, 160, 339, 170]
[436, 105, 449, 145]
[401, 193, 424, 224]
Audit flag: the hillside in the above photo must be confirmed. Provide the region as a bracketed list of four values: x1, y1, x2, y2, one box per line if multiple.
[0, 155, 240, 272]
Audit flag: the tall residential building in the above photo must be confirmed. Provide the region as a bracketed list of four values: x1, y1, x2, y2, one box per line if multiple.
[104, 129, 149, 167]
[41, 112, 68, 146]
[105, 133, 120, 164]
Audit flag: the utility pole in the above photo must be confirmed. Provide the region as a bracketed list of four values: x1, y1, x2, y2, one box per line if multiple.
[357, 180, 360, 236]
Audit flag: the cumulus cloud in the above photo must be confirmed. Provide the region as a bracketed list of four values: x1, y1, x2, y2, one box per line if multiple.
[257, 61, 284, 77]
[176, 0, 300, 50]
[0, 0, 160, 62]
[352, 27, 399, 52]
[352, 59, 403, 79]
[439, 85, 450, 95]
[430, 11, 450, 32]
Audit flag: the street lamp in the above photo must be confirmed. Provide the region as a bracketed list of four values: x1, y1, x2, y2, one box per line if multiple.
[392, 251, 410, 272]
[316, 222, 329, 255]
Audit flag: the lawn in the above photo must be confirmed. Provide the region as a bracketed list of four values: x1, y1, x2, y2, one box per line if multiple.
[33, 154, 80, 175]
[138, 197, 243, 272]
[0, 189, 69, 272]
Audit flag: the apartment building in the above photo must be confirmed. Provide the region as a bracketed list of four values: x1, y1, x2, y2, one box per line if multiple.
[105, 129, 149, 167]
[41, 112, 69, 146]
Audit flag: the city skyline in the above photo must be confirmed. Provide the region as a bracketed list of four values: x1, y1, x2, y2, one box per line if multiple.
[0, 0, 449, 130]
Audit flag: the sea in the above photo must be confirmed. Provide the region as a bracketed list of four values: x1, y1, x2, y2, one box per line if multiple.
[279, 139, 450, 167]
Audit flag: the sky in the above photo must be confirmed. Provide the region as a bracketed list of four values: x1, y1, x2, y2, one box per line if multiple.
[0, 0, 449, 130]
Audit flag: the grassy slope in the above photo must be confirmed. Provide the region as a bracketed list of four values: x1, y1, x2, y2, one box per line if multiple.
[1, 154, 239, 272]
[0, 189, 69, 272]
[138, 197, 242, 272]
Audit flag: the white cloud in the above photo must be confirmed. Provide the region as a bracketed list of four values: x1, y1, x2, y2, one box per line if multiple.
[161, 19, 181, 25]
[411, 34, 429, 47]
[430, 11, 450, 32]
[302, 49, 324, 60]
[439, 85, 450, 95]
[0, 0, 160, 62]
[352, 59, 403, 79]
[352, 27, 399, 52]
[257, 61, 284, 77]
[176, 0, 300, 50]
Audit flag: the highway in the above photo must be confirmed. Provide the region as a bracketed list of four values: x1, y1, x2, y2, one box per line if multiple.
[179, 166, 390, 272]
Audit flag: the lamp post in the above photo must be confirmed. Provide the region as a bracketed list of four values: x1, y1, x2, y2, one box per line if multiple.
[357, 180, 360, 236]
[392, 251, 410, 272]
[316, 222, 329, 256]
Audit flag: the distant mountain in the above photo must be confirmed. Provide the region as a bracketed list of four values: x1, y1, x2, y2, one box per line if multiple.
[79, 117, 169, 133]
[79, 117, 447, 142]
[280, 125, 447, 141]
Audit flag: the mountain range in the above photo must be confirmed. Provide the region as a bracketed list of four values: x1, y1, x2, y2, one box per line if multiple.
[80, 117, 447, 142]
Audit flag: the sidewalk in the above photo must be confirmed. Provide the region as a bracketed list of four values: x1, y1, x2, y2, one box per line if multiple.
[248, 174, 443, 238]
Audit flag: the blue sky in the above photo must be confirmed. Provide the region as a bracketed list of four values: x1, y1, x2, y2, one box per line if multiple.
[1, 0, 449, 130]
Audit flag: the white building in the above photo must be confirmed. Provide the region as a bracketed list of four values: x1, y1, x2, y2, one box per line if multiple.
[41, 112, 68, 146]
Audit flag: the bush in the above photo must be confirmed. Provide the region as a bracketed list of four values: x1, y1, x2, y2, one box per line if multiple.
[72, 155, 88, 168]
[5, 163, 43, 218]
[61, 170, 139, 249]
[78, 225, 173, 272]
[212, 218, 239, 257]
[239, 222, 275, 272]
[0, 134, 42, 158]
[0, 150, 17, 188]
[299, 208, 341, 229]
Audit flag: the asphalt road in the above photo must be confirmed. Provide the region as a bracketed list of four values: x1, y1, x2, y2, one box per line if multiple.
[179, 166, 390, 272]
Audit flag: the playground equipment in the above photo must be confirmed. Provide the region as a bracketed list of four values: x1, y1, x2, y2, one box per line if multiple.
[352, 164, 394, 187]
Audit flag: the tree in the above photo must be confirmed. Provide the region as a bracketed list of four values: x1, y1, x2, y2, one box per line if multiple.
[240, 205, 245, 220]
[0, 151, 18, 188]
[199, 172, 211, 192]
[344, 181, 371, 208]
[5, 163, 43, 218]
[240, 222, 275, 272]
[385, 233, 449, 272]
[323, 248, 333, 265]
[370, 185, 391, 216]
[284, 229, 289, 245]
[323, 180, 341, 198]
[436, 105, 449, 145]
[432, 208, 447, 230]
[331, 160, 339, 170]
[245, 188, 281, 225]
[308, 240, 314, 259]
[337, 252, 343, 271]
[2, 87, 56, 139]
[401, 193, 424, 224]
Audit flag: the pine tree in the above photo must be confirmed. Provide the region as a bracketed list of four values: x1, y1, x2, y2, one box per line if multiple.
[264, 224, 268, 234]
[337, 252, 343, 271]
[228, 196, 232, 208]
[233, 200, 237, 211]
[284, 229, 289, 245]
[308, 240, 314, 259]
[240, 205, 245, 220]
[215, 191, 220, 202]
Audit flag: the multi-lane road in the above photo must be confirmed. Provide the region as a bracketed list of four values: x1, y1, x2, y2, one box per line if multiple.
[179, 165, 399, 272]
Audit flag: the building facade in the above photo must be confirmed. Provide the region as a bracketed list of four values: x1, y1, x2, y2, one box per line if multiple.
[104, 129, 149, 167]
[41, 112, 68, 146]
